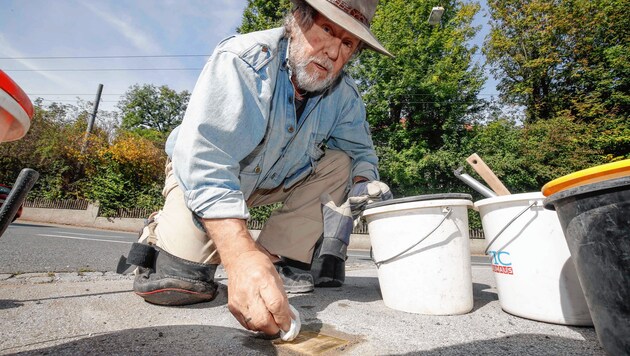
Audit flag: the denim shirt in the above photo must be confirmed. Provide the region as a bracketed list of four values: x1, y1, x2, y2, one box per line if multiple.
[165, 27, 379, 220]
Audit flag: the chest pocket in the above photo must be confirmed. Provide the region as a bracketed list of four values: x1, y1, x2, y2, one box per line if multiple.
[284, 132, 328, 189]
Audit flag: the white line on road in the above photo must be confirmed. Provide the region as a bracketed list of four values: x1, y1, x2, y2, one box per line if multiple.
[38, 234, 133, 244]
[51, 231, 133, 239]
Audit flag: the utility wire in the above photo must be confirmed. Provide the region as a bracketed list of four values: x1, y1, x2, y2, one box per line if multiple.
[27, 92, 499, 96]
[4, 68, 201, 72]
[0, 54, 209, 60]
[29, 93, 124, 96]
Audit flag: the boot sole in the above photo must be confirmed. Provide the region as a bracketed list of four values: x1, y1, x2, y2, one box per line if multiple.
[135, 288, 216, 306]
[314, 277, 343, 288]
[284, 284, 314, 294]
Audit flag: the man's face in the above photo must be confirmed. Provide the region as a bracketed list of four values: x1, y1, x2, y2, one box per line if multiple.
[289, 13, 360, 93]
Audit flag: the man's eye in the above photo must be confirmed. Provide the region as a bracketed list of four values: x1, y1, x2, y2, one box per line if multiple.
[343, 41, 354, 48]
[322, 25, 332, 33]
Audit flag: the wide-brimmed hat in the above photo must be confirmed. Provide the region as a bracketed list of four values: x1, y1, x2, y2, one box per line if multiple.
[303, 0, 393, 57]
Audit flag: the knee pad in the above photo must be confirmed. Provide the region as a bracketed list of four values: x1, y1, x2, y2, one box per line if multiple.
[125, 243, 219, 306]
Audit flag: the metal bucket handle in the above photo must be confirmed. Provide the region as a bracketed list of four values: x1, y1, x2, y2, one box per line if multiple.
[372, 207, 452, 267]
[483, 200, 539, 255]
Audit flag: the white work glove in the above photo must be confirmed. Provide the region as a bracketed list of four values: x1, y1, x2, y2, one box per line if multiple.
[348, 180, 393, 218]
[318, 180, 393, 260]
[319, 193, 354, 260]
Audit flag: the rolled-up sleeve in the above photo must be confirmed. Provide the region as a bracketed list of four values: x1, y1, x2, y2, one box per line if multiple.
[326, 97, 380, 181]
[171, 50, 269, 220]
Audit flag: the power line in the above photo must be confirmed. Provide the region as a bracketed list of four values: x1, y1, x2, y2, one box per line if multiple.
[28, 92, 499, 96]
[29, 93, 124, 96]
[37, 99, 119, 103]
[0, 54, 210, 60]
[4, 68, 201, 72]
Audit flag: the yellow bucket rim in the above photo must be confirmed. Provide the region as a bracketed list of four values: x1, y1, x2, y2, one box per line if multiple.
[542, 159, 630, 197]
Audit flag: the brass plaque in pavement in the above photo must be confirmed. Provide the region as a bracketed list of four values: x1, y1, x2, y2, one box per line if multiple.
[275, 331, 351, 355]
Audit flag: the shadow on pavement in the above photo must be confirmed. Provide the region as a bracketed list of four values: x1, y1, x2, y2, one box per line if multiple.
[5, 325, 280, 356]
[471, 282, 498, 312]
[0, 299, 23, 310]
[4, 328, 604, 356]
[7, 222, 56, 229]
[395, 333, 604, 355]
[183, 275, 382, 311]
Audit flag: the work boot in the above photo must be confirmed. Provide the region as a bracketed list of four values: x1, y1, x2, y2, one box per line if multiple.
[309, 236, 345, 287]
[274, 262, 314, 293]
[128, 243, 219, 306]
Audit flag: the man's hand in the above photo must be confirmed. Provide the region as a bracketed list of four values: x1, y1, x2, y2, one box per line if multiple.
[317, 180, 392, 260]
[202, 218, 293, 335]
[348, 180, 393, 217]
[224, 250, 293, 334]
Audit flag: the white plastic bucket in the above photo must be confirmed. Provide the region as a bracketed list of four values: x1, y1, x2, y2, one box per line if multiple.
[363, 195, 474, 315]
[475, 192, 592, 325]
[1, 88, 30, 142]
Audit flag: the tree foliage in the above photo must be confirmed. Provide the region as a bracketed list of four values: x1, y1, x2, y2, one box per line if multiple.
[0, 100, 109, 199]
[484, 0, 629, 133]
[117, 84, 190, 141]
[237, 0, 292, 34]
[349, 0, 486, 195]
[1, 96, 167, 215]
[1, 1, 626, 224]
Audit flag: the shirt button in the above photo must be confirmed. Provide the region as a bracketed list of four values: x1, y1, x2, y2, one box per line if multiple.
[288, 126, 295, 133]
[254, 166, 261, 173]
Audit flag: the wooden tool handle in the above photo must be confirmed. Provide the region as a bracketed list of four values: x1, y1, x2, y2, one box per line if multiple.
[466, 153, 511, 195]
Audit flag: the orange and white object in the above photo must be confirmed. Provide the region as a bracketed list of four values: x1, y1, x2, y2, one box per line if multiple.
[0, 70, 34, 142]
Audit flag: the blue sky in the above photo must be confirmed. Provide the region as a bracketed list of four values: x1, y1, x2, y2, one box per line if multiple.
[1, 0, 247, 111]
[1, 0, 497, 113]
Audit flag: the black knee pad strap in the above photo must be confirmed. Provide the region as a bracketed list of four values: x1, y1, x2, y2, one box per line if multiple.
[127, 243, 158, 268]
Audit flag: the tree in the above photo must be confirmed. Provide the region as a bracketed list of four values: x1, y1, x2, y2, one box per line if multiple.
[0, 100, 110, 200]
[87, 132, 166, 216]
[117, 84, 190, 140]
[349, 0, 486, 195]
[237, 0, 292, 34]
[483, 0, 563, 123]
[484, 0, 629, 133]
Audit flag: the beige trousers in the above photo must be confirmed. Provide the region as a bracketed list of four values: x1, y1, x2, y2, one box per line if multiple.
[146, 150, 351, 265]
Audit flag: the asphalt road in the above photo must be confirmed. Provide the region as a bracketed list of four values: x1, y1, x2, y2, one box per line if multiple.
[0, 222, 490, 274]
[0, 222, 136, 274]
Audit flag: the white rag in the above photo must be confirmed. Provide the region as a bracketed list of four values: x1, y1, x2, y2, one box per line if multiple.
[279, 304, 301, 342]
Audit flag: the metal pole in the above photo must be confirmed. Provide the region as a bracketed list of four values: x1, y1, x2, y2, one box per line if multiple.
[81, 84, 103, 154]
[454, 167, 497, 198]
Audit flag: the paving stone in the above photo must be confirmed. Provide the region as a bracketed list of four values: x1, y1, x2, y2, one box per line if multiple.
[28, 276, 54, 284]
[13, 273, 51, 280]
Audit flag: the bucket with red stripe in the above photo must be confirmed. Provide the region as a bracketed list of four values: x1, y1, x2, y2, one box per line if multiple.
[0, 70, 34, 142]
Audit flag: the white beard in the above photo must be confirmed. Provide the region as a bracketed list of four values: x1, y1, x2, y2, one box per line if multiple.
[288, 27, 339, 93]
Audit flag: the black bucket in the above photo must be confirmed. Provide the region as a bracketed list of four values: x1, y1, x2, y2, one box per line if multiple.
[544, 176, 630, 355]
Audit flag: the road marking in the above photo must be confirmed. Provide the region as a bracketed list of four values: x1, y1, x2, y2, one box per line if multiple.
[38, 234, 133, 244]
[50, 231, 132, 239]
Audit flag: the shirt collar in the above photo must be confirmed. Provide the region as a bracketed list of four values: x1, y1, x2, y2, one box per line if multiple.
[281, 36, 291, 74]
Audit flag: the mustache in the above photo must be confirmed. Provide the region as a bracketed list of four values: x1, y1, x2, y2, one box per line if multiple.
[312, 58, 333, 72]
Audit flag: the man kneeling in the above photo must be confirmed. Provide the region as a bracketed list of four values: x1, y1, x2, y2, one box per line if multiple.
[122, 0, 393, 336]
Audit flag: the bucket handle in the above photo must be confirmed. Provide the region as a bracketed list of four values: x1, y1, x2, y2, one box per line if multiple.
[483, 201, 539, 255]
[372, 207, 452, 268]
